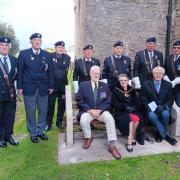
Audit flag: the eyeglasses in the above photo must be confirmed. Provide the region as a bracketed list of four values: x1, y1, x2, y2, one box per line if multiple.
[173, 47, 180, 49]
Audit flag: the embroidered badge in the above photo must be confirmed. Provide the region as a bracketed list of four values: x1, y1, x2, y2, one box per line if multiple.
[100, 92, 106, 99]
[53, 58, 57, 63]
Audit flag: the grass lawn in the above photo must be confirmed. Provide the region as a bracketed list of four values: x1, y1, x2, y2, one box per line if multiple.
[0, 101, 180, 180]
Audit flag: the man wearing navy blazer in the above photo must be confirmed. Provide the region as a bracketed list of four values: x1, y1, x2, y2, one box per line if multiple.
[73, 45, 100, 93]
[133, 37, 163, 89]
[17, 33, 54, 143]
[76, 65, 121, 159]
[164, 40, 180, 107]
[141, 67, 177, 145]
[0, 36, 18, 148]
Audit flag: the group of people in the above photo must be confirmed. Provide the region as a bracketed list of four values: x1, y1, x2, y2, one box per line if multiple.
[0, 33, 179, 160]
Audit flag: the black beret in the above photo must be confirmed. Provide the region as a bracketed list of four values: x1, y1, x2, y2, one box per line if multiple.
[29, 33, 42, 40]
[146, 37, 156, 43]
[173, 40, 180, 46]
[54, 41, 65, 47]
[83, 45, 93, 50]
[0, 36, 11, 43]
[113, 41, 123, 47]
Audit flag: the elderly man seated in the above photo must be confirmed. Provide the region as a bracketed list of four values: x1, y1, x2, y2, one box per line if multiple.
[76, 65, 121, 159]
[141, 66, 177, 145]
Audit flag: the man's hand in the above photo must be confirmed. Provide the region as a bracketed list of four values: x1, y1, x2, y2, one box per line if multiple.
[87, 109, 102, 117]
[49, 89, 54, 95]
[18, 89, 23, 96]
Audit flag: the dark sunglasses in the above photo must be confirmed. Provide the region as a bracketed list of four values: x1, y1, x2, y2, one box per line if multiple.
[173, 46, 180, 49]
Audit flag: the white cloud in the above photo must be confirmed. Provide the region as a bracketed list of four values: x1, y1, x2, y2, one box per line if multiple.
[0, 0, 74, 50]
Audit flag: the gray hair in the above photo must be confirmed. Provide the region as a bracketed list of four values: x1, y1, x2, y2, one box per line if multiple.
[152, 66, 165, 75]
[118, 74, 129, 80]
[90, 65, 100, 73]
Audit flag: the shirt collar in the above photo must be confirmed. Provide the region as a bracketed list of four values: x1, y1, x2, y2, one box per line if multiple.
[85, 58, 92, 61]
[32, 48, 41, 54]
[114, 54, 122, 59]
[154, 80, 161, 84]
[148, 51, 154, 56]
[0, 54, 9, 60]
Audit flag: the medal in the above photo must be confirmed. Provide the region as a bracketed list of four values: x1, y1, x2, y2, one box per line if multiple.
[31, 56, 34, 60]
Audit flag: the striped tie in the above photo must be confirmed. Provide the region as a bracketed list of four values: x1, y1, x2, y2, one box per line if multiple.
[3, 56, 9, 73]
[93, 82, 98, 103]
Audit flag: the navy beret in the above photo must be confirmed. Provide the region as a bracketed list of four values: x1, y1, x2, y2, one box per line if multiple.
[83, 45, 93, 50]
[113, 41, 123, 47]
[29, 33, 42, 40]
[146, 37, 156, 43]
[54, 41, 65, 47]
[173, 40, 180, 46]
[0, 36, 11, 43]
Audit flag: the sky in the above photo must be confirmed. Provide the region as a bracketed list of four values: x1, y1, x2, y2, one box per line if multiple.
[0, 0, 74, 51]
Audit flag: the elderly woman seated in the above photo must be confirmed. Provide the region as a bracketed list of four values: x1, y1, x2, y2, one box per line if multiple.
[112, 74, 144, 153]
[141, 67, 177, 146]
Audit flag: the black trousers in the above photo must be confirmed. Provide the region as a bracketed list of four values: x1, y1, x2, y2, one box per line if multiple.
[0, 98, 16, 141]
[46, 91, 65, 126]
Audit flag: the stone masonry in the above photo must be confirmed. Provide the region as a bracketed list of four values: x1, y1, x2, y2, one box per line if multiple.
[74, 0, 179, 63]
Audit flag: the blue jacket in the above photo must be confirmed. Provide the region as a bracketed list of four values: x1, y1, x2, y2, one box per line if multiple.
[0, 55, 17, 101]
[17, 48, 54, 96]
[76, 81, 111, 119]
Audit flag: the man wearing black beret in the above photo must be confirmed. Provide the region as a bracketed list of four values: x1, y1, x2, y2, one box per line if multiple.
[164, 40, 180, 107]
[17, 33, 54, 143]
[73, 45, 100, 93]
[45, 41, 71, 131]
[0, 36, 18, 148]
[133, 37, 163, 89]
[102, 40, 132, 91]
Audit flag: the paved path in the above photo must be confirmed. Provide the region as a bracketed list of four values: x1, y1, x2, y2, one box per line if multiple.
[58, 130, 180, 165]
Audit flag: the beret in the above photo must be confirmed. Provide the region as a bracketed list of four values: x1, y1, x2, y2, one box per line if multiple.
[146, 37, 156, 43]
[54, 41, 65, 47]
[0, 36, 11, 43]
[83, 45, 93, 50]
[173, 40, 180, 46]
[113, 41, 123, 47]
[30, 33, 42, 40]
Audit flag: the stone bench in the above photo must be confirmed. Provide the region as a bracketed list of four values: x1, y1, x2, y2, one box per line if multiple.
[65, 85, 180, 148]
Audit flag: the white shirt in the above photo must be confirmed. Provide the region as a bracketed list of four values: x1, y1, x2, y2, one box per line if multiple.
[0, 54, 11, 72]
[32, 48, 41, 55]
[91, 80, 98, 91]
[85, 58, 92, 62]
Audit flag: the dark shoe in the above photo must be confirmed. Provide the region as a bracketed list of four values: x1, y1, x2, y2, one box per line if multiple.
[31, 136, 38, 143]
[108, 146, 121, 159]
[126, 144, 133, 153]
[37, 133, 48, 140]
[136, 133, 145, 145]
[45, 125, 52, 132]
[83, 138, 93, 149]
[6, 137, 18, 145]
[90, 124, 96, 130]
[0, 140, 7, 148]
[132, 140, 136, 146]
[164, 134, 177, 146]
[155, 132, 163, 143]
[56, 121, 64, 129]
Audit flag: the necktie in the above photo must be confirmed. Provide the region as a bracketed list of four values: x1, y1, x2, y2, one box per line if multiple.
[93, 82, 98, 103]
[155, 82, 160, 93]
[35, 51, 38, 55]
[3, 56, 9, 73]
